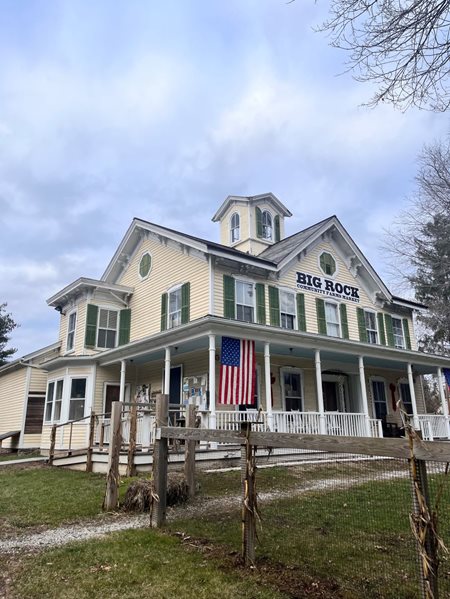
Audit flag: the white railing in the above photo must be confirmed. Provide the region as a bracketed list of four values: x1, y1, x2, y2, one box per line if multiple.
[272, 411, 321, 434]
[418, 415, 450, 441]
[214, 410, 379, 438]
[369, 418, 384, 438]
[216, 410, 267, 432]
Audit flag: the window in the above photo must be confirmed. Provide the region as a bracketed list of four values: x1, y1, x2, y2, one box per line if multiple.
[325, 302, 340, 337]
[282, 370, 303, 411]
[69, 378, 86, 421]
[399, 382, 413, 414]
[66, 311, 77, 352]
[236, 280, 254, 322]
[280, 290, 296, 329]
[139, 252, 152, 279]
[44, 379, 64, 423]
[319, 252, 336, 276]
[97, 309, 118, 348]
[392, 317, 405, 348]
[372, 380, 387, 420]
[168, 287, 182, 328]
[230, 213, 240, 243]
[364, 311, 378, 344]
[262, 211, 273, 240]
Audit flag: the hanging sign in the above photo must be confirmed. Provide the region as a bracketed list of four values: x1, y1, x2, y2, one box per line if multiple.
[296, 271, 360, 303]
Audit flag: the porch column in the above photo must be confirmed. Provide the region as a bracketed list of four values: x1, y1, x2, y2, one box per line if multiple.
[264, 342, 273, 431]
[315, 350, 326, 435]
[358, 356, 372, 437]
[119, 360, 126, 403]
[208, 335, 216, 430]
[437, 367, 450, 437]
[407, 363, 420, 430]
[164, 347, 171, 396]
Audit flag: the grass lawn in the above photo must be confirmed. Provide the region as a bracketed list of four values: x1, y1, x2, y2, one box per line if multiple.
[0, 465, 119, 531]
[0, 451, 42, 462]
[7, 529, 286, 599]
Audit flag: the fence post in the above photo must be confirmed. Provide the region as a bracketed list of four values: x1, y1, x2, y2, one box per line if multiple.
[151, 394, 169, 527]
[184, 404, 196, 498]
[126, 403, 137, 477]
[49, 424, 57, 466]
[86, 411, 96, 473]
[410, 457, 439, 599]
[103, 401, 122, 512]
[240, 422, 256, 566]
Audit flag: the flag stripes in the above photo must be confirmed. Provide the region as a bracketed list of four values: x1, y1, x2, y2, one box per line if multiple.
[219, 337, 255, 405]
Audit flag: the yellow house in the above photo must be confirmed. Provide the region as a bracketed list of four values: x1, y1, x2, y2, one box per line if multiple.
[2, 193, 450, 451]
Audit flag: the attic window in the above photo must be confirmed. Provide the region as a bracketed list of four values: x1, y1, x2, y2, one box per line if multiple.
[262, 211, 273, 240]
[139, 252, 152, 279]
[319, 252, 336, 276]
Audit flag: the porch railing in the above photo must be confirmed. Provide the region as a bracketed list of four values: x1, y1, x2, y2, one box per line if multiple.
[95, 413, 156, 449]
[273, 411, 321, 434]
[418, 414, 450, 441]
[216, 410, 267, 432]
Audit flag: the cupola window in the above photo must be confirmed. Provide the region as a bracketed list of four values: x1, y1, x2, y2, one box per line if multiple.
[230, 213, 240, 243]
[262, 211, 273, 240]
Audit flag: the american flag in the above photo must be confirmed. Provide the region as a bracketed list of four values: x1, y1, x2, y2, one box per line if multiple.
[219, 336, 256, 405]
[444, 368, 450, 389]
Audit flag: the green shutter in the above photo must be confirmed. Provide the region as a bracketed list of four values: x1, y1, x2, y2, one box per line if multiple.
[256, 206, 263, 238]
[296, 293, 306, 332]
[377, 313, 386, 345]
[223, 275, 235, 319]
[268, 286, 280, 327]
[274, 215, 281, 242]
[118, 309, 131, 346]
[356, 307, 368, 343]
[255, 283, 266, 324]
[316, 298, 327, 335]
[340, 304, 349, 339]
[181, 282, 190, 324]
[402, 318, 412, 350]
[85, 304, 98, 348]
[384, 314, 394, 347]
[160, 293, 168, 331]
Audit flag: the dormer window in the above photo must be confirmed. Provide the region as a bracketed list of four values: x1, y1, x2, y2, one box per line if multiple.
[230, 213, 240, 243]
[262, 211, 273, 240]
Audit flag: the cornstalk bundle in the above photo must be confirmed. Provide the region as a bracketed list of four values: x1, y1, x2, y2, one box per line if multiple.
[122, 473, 189, 513]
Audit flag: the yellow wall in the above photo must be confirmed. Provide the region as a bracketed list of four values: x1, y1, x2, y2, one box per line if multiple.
[0, 368, 27, 448]
[118, 235, 210, 341]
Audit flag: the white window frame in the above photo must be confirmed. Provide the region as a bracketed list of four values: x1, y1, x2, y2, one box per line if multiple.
[167, 284, 182, 329]
[235, 279, 255, 323]
[138, 251, 152, 281]
[68, 377, 87, 422]
[102, 382, 131, 413]
[262, 210, 273, 241]
[364, 309, 378, 345]
[96, 307, 119, 349]
[324, 300, 341, 337]
[66, 310, 77, 353]
[318, 251, 338, 277]
[370, 376, 388, 420]
[230, 212, 240, 244]
[280, 367, 304, 412]
[44, 378, 64, 423]
[279, 288, 297, 330]
[392, 317, 405, 349]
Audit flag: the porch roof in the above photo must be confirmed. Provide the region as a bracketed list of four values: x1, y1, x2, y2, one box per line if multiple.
[91, 316, 450, 375]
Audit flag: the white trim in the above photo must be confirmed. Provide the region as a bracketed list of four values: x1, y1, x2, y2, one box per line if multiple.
[391, 316, 406, 349]
[66, 309, 77, 354]
[102, 381, 131, 413]
[279, 287, 297, 330]
[368, 376, 388, 419]
[323, 299, 341, 338]
[209, 256, 214, 315]
[261, 209, 273, 241]
[321, 372, 349, 412]
[229, 212, 240, 245]
[96, 306, 120, 350]
[234, 277, 256, 323]
[363, 308, 379, 345]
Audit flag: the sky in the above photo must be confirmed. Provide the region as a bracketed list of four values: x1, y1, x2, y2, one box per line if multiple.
[0, 0, 447, 357]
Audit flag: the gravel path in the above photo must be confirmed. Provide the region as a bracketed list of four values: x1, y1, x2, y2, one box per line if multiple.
[0, 468, 409, 555]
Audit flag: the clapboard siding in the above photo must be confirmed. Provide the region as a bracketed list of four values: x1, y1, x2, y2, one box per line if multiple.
[0, 369, 27, 448]
[94, 365, 122, 413]
[118, 237, 209, 342]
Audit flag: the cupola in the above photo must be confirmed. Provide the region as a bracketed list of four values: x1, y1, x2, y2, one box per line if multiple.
[211, 193, 292, 256]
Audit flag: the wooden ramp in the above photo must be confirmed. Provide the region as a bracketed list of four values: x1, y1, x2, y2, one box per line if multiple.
[0, 430, 20, 448]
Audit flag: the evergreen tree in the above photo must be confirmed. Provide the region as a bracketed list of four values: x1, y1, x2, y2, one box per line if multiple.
[0, 303, 18, 365]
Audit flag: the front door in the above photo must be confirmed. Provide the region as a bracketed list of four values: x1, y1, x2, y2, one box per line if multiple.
[322, 381, 339, 411]
[169, 366, 182, 425]
[104, 384, 120, 417]
[283, 371, 303, 411]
